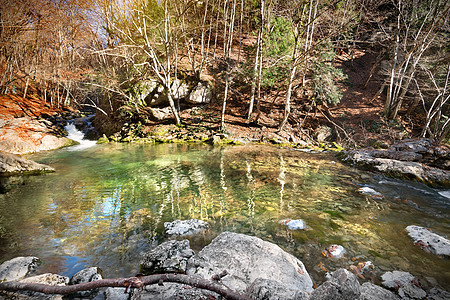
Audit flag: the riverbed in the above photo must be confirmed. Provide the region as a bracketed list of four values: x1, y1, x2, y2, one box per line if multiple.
[0, 143, 449, 288]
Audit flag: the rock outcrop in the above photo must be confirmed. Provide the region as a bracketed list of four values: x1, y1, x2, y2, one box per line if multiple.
[0, 117, 73, 155]
[343, 139, 450, 187]
[0, 152, 54, 175]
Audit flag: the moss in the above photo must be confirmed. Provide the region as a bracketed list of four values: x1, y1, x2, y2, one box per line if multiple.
[97, 134, 109, 144]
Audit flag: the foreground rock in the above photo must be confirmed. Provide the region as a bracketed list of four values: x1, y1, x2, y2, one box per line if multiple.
[406, 225, 450, 257]
[69, 267, 103, 298]
[311, 269, 360, 300]
[164, 219, 209, 236]
[0, 273, 68, 300]
[141, 240, 194, 274]
[343, 139, 450, 187]
[0, 256, 40, 282]
[186, 231, 314, 294]
[0, 152, 54, 175]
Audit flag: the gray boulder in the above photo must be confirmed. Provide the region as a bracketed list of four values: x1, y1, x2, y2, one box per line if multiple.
[0, 152, 54, 175]
[0, 256, 40, 282]
[360, 282, 400, 300]
[141, 240, 195, 274]
[247, 278, 310, 300]
[405, 225, 450, 257]
[164, 219, 209, 236]
[187, 82, 212, 105]
[69, 267, 103, 298]
[170, 79, 190, 100]
[131, 282, 218, 300]
[426, 288, 450, 300]
[398, 282, 426, 299]
[104, 287, 130, 300]
[310, 269, 360, 300]
[186, 232, 313, 294]
[381, 271, 415, 289]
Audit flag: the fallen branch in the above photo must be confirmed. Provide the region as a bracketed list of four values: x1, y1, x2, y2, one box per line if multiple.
[0, 273, 250, 300]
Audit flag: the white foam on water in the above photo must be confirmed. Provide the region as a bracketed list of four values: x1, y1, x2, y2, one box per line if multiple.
[64, 123, 97, 151]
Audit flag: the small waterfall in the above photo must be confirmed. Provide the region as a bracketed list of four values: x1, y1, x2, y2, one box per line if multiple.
[64, 122, 97, 151]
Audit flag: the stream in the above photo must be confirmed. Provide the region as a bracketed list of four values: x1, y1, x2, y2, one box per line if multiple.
[0, 136, 449, 288]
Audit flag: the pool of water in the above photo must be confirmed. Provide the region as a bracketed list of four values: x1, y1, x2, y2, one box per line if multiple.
[0, 143, 449, 288]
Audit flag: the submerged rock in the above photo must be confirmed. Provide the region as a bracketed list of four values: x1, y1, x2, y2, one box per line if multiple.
[141, 240, 194, 274]
[164, 219, 209, 236]
[310, 269, 360, 300]
[323, 244, 346, 259]
[186, 231, 313, 294]
[405, 225, 450, 257]
[358, 186, 384, 199]
[0, 256, 40, 282]
[0, 152, 54, 175]
[280, 219, 306, 230]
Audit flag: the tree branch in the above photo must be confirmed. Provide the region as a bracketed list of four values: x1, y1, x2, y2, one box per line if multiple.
[0, 273, 251, 300]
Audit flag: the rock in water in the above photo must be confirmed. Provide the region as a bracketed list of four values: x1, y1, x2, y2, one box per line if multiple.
[186, 232, 313, 294]
[0, 152, 54, 175]
[406, 225, 450, 257]
[1, 273, 68, 300]
[0, 256, 40, 282]
[164, 219, 209, 236]
[141, 240, 195, 274]
[280, 219, 306, 230]
[360, 282, 400, 300]
[310, 269, 361, 300]
[381, 271, 415, 289]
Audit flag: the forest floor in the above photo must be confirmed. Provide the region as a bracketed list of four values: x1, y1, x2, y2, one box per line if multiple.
[0, 48, 424, 150]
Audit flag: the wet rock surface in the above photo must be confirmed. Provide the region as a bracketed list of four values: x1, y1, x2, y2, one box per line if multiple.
[405, 225, 450, 257]
[343, 139, 450, 187]
[0, 152, 54, 175]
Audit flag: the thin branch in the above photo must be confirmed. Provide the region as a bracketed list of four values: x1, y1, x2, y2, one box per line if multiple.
[0, 273, 251, 300]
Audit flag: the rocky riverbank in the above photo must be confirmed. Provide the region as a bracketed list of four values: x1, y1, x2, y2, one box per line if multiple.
[1, 228, 449, 300]
[342, 139, 450, 187]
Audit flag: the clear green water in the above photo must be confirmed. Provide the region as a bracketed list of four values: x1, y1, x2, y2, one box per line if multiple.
[0, 143, 449, 288]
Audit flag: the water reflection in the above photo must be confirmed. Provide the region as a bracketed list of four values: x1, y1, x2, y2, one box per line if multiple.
[0, 144, 448, 289]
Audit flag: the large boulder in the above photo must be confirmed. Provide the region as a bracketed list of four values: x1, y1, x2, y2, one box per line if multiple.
[310, 269, 360, 300]
[246, 278, 310, 300]
[0, 256, 40, 282]
[186, 232, 313, 294]
[141, 240, 195, 274]
[0, 152, 54, 175]
[381, 271, 415, 289]
[406, 225, 450, 257]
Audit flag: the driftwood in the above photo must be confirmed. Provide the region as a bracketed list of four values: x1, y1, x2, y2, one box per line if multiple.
[0, 272, 251, 300]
